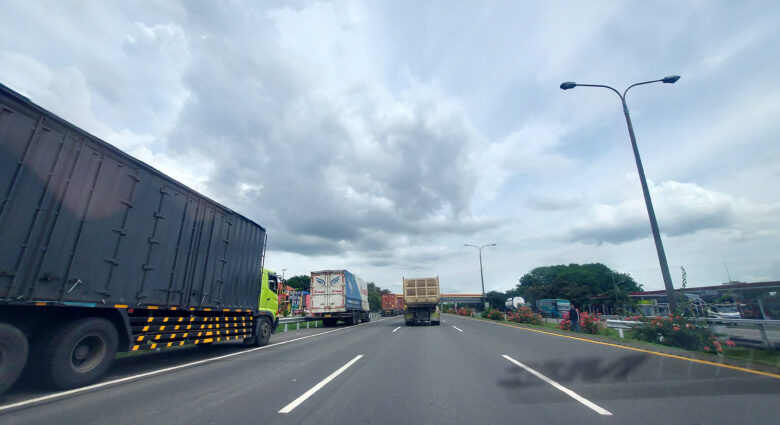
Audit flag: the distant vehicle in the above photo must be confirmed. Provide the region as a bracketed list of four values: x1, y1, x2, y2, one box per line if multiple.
[381, 293, 400, 316]
[309, 270, 370, 326]
[505, 296, 525, 310]
[707, 303, 743, 320]
[0, 83, 277, 394]
[536, 299, 571, 318]
[403, 277, 440, 326]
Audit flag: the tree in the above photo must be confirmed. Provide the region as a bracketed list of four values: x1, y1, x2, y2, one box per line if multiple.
[367, 282, 382, 312]
[515, 263, 642, 309]
[286, 275, 310, 292]
[485, 291, 506, 310]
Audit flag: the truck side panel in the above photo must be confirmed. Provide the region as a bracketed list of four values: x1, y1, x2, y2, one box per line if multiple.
[0, 84, 265, 310]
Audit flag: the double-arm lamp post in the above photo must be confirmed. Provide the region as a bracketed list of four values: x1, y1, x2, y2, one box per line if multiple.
[465, 243, 496, 309]
[559, 75, 680, 313]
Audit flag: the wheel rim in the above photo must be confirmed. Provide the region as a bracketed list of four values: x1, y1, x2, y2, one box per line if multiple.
[261, 322, 270, 338]
[69, 335, 107, 373]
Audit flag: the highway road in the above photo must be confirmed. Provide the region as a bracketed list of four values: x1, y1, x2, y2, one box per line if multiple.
[1, 314, 779, 424]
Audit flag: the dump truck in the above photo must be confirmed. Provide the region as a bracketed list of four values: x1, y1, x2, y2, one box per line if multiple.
[403, 277, 440, 326]
[309, 270, 369, 326]
[381, 293, 398, 316]
[0, 83, 278, 394]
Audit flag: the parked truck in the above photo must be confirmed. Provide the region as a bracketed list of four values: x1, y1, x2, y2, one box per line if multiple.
[0, 83, 278, 394]
[309, 270, 369, 326]
[403, 277, 440, 326]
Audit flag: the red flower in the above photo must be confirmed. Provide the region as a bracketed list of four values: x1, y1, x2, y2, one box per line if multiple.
[673, 326, 680, 332]
[713, 341, 721, 347]
[717, 346, 723, 352]
[703, 346, 711, 351]
[725, 340, 736, 347]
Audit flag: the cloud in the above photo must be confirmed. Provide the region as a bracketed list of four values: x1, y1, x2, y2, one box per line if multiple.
[567, 180, 740, 244]
[1, 1, 779, 290]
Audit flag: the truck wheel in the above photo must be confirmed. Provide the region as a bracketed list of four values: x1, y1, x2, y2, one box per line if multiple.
[40, 317, 118, 390]
[0, 323, 28, 394]
[253, 317, 272, 347]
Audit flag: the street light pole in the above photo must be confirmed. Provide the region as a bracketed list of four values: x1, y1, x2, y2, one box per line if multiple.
[464, 243, 496, 309]
[560, 75, 680, 313]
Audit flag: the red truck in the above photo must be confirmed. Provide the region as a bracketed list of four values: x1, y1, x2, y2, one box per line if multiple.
[381, 293, 399, 316]
[396, 294, 405, 312]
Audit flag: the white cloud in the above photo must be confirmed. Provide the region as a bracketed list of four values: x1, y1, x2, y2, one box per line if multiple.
[1, 0, 778, 291]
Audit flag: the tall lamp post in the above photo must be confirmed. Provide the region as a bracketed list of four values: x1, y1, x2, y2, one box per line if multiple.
[560, 75, 680, 313]
[464, 243, 496, 309]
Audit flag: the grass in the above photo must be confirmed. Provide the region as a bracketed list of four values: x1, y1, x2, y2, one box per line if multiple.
[445, 312, 780, 369]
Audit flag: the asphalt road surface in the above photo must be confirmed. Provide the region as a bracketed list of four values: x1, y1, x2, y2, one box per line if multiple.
[1, 314, 778, 424]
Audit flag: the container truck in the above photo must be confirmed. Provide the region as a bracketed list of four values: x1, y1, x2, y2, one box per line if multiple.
[505, 296, 525, 311]
[309, 270, 369, 326]
[0, 83, 278, 394]
[403, 277, 440, 326]
[381, 293, 398, 316]
[395, 294, 405, 313]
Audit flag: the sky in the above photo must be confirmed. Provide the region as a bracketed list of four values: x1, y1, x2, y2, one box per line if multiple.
[1, 1, 778, 295]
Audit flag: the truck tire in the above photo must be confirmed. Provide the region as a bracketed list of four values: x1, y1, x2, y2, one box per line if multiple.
[0, 323, 28, 394]
[40, 317, 119, 390]
[350, 312, 358, 326]
[253, 317, 272, 347]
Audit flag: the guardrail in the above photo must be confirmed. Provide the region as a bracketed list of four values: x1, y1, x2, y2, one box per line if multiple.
[277, 312, 382, 332]
[605, 318, 780, 348]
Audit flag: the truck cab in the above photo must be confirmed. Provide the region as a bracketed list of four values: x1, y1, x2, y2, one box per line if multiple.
[260, 268, 280, 327]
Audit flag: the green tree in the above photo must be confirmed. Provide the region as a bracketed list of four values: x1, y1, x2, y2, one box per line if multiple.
[286, 275, 310, 292]
[367, 282, 382, 312]
[515, 263, 642, 308]
[485, 291, 506, 310]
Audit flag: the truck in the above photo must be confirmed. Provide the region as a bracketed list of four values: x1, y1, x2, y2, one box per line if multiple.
[381, 293, 398, 316]
[0, 83, 278, 394]
[535, 299, 570, 318]
[309, 270, 369, 326]
[395, 294, 405, 313]
[505, 296, 525, 311]
[403, 277, 440, 326]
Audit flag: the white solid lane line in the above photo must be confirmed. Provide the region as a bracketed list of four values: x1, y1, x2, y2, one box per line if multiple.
[392, 326, 401, 333]
[0, 319, 388, 414]
[279, 354, 364, 414]
[502, 355, 613, 416]
[452, 326, 463, 332]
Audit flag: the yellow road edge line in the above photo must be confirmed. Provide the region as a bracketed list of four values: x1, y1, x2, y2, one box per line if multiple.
[450, 314, 780, 379]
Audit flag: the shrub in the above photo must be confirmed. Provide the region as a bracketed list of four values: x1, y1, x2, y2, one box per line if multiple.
[456, 307, 473, 316]
[507, 307, 543, 325]
[633, 315, 720, 351]
[481, 308, 505, 321]
[559, 311, 603, 334]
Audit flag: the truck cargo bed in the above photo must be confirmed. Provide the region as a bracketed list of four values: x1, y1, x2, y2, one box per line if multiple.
[0, 83, 266, 311]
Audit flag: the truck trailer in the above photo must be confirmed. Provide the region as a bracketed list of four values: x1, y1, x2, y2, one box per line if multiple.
[403, 277, 440, 326]
[0, 83, 278, 394]
[381, 293, 398, 316]
[309, 270, 369, 326]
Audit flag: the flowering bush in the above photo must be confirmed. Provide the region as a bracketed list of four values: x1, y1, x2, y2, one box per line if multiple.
[481, 308, 505, 321]
[559, 311, 603, 334]
[633, 315, 719, 351]
[507, 307, 543, 325]
[456, 307, 474, 316]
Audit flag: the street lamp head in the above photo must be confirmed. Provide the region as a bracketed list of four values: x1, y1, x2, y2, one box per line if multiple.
[662, 75, 681, 84]
[560, 81, 577, 90]
[487, 243, 496, 247]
